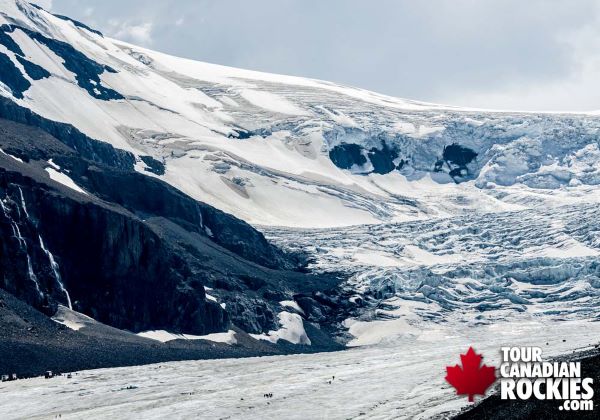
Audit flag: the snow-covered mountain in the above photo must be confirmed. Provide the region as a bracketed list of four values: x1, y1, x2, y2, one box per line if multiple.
[3, 0, 600, 229]
[2, 0, 600, 343]
[2, 2, 600, 417]
[0, 0, 351, 359]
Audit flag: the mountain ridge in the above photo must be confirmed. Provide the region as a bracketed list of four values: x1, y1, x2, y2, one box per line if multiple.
[2, 0, 599, 230]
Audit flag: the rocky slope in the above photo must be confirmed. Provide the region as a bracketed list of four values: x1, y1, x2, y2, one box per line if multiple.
[0, 288, 341, 378]
[0, 1, 353, 372]
[0, 110, 342, 364]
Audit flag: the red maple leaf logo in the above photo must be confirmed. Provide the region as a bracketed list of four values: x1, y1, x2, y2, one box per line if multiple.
[445, 347, 497, 402]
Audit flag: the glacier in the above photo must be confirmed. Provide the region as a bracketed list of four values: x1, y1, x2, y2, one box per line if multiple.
[1, 319, 600, 419]
[264, 202, 600, 345]
[1, 1, 600, 418]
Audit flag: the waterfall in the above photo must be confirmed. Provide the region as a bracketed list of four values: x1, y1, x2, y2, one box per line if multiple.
[18, 187, 29, 219]
[26, 254, 43, 298]
[2, 197, 26, 249]
[10, 223, 22, 248]
[2, 193, 45, 300]
[11, 220, 26, 249]
[39, 235, 72, 309]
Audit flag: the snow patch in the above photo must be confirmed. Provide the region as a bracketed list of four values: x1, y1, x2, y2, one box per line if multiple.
[393, 121, 445, 138]
[204, 285, 218, 303]
[0, 148, 23, 162]
[137, 330, 237, 345]
[250, 311, 310, 345]
[279, 300, 305, 315]
[352, 251, 403, 267]
[239, 89, 308, 115]
[52, 305, 96, 331]
[344, 317, 419, 347]
[47, 159, 60, 169]
[45, 168, 88, 195]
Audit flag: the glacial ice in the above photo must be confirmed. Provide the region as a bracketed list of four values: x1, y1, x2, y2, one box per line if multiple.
[2, 319, 600, 419]
[265, 202, 600, 344]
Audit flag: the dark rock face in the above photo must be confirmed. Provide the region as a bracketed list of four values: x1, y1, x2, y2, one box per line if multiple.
[443, 143, 477, 166]
[0, 24, 122, 100]
[0, 29, 22, 55]
[226, 298, 277, 333]
[139, 155, 165, 175]
[0, 169, 227, 334]
[437, 143, 478, 181]
[0, 182, 56, 315]
[0, 115, 340, 338]
[227, 127, 272, 140]
[367, 141, 399, 174]
[199, 203, 294, 270]
[296, 296, 326, 323]
[0, 105, 300, 270]
[443, 143, 478, 167]
[51, 16, 104, 37]
[82, 165, 292, 270]
[324, 124, 487, 182]
[0, 51, 31, 99]
[329, 141, 404, 175]
[0, 288, 342, 378]
[0, 97, 135, 170]
[329, 144, 367, 169]
[228, 129, 253, 139]
[15, 55, 50, 80]
[0, 17, 343, 340]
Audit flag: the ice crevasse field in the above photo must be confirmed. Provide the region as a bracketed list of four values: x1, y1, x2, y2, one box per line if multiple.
[1, 0, 600, 417]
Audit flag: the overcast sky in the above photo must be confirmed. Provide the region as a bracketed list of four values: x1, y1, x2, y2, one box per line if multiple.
[42, 0, 600, 112]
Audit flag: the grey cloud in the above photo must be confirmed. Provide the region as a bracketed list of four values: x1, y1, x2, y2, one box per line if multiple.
[49, 0, 600, 111]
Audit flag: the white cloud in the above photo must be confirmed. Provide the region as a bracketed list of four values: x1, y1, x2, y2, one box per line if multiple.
[110, 21, 154, 46]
